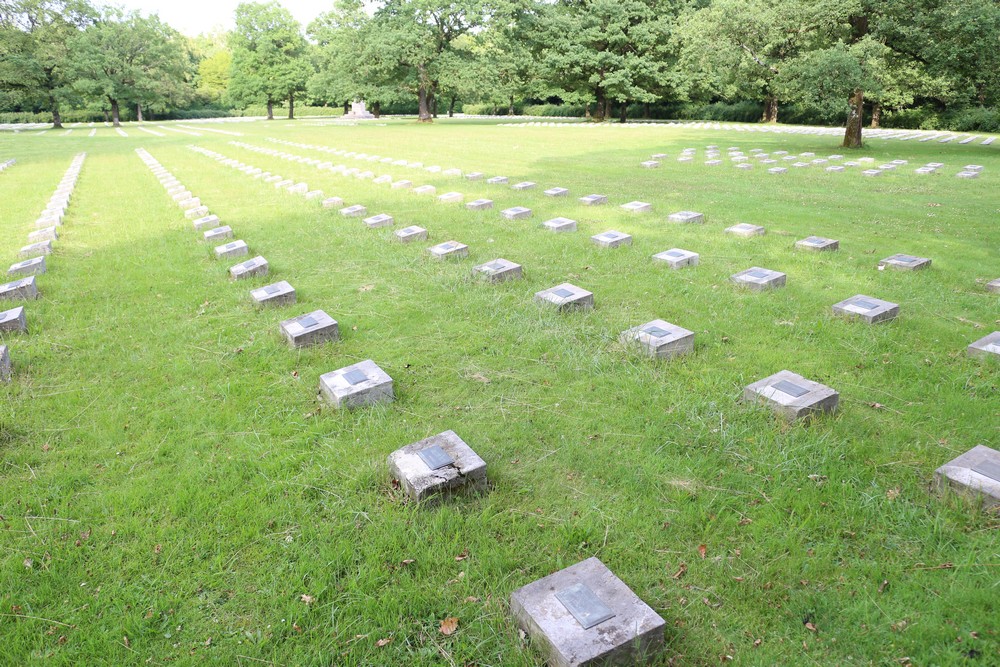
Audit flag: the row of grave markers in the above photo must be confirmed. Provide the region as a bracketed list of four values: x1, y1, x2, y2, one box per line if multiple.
[0, 153, 86, 381]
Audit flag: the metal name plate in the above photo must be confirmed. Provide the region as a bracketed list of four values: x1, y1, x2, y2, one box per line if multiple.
[417, 444, 454, 471]
[852, 299, 881, 311]
[642, 325, 670, 339]
[298, 315, 318, 329]
[772, 380, 809, 398]
[601, 232, 620, 240]
[553, 288, 575, 298]
[484, 262, 505, 272]
[665, 250, 685, 257]
[402, 226, 418, 234]
[555, 583, 616, 630]
[264, 285, 282, 295]
[225, 243, 238, 249]
[746, 269, 770, 279]
[342, 369, 369, 386]
[804, 237, 825, 244]
[440, 242, 456, 250]
[972, 460, 1000, 482]
[897, 255, 919, 263]
[242, 259, 258, 269]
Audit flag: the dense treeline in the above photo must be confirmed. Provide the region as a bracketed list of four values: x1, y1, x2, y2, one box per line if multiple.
[2, 0, 998, 147]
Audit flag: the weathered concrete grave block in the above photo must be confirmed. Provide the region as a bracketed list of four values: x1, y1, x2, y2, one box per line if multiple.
[744, 370, 839, 421]
[373, 175, 393, 185]
[388, 430, 487, 503]
[465, 172, 484, 181]
[915, 167, 936, 175]
[428, 241, 469, 260]
[280, 309, 338, 348]
[288, 183, 309, 194]
[437, 192, 464, 204]
[354, 171, 375, 180]
[768, 167, 788, 174]
[443, 168, 462, 177]
[795, 236, 839, 251]
[0, 306, 27, 333]
[621, 319, 694, 359]
[826, 166, 846, 173]
[725, 223, 765, 238]
[0, 276, 38, 301]
[653, 248, 698, 269]
[319, 359, 394, 409]
[425, 165, 442, 173]
[640, 161, 660, 169]
[652, 153, 668, 159]
[466, 198, 493, 211]
[19, 241, 53, 258]
[178, 197, 201, 210]
[545, 187, 569, 197]
[677, 156, 693, 163]
[667, 210, 704, 224]
[390, 180, 413, 190]
[591, 231, 632, 248]
[413, 185, 437, 196]
[473, 258, 522, 283]
[543, 217, 577, 233]
[171, 190, 193, 201]
[862, 169, 882, 177]
[832, 294, 899, 324]
[0, 345, 9, 382]
[512, 181, 536, 191]
[8, 257, 46, 277]
[251, 281, 296, 307]
[879, 254, 930, 271]
[934, 445, 1000, 509]
[340, 204, 367, 218]
[510, 556, 666, 667]
[986, 278, 1000, 294]
[956, 171, 979, 179]
[535, 283, 593, 311]
[185, 206, 211, 220]
[731, 267, 786, 291]
[621, 201, 652, 214]
[322, 197, 344, 208]
[364, 214, 394, 229]
[736, 163, 753, 170]
[229, 256, 268, 280]
[963, 165, 984, 172]
[502, 206, 532, 221]
[203, 226, 233, 243]
[394, 226, 427, 243]
[215, 240, 249, 259]
[705, 159, 723, 166]
[275, 179, 294, 189]
[486, 176, 509, 185]
[579, 194, 608, 206]
[192, 214, 220, 231]
[878, 164, 896, 171]
[967, 331, 1000, 359]
[305, 190, 324, 200]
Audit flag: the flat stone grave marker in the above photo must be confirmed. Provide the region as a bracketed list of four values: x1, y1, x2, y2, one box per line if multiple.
[354, 171, 374, 180]
[621, 201, 652, 214]
[275, 179, 294, 189]
[319, 359, 393, 409]
[934, 445, 1000, 509]
[879, 253, 930, 271]
[956, 171, 979, 179]
[652, 153, 668, 159]
[394, 226, 427, 243]
[171, 190, 193, 201]
[428, 240, 469, 260]
[425, 165, 441, 173]
[501, 206, 532, 221]
[768, 167, 788, 174]
[251, 280, 296, 307]
[229, 256, 268, 280]
[640, 161, 660, 168]
[967, 331, 1000, 359]
[390, 180, 413, 190]
[795, 236, 839, 252]
[579, 194, 608, 206]
[305, 190, 324, 200]
[915, 167, 936, 175]
[340, 204, 367, 218]
[534, 283, 593, 311]
[843, 161, 859, 167]
[486, 176, 509, 185]
[705, 159, 723, 166]
[832, 294, 899, 324]
[473, 258, 522, 283]
[543, 217, 577, 233]
[437, 192, 463, 204]
[826, 166, 846, 173]
[731, 267, 786, 291]
[0, 276, 39, 301]
[591, 230, 632, 248]
[544, 187, 569, 197]
[192, 214, 221, 231]
[443, 168, 462, 177]
[466, 198, 493, 211]
[862, 169, 882, 177]
[744, 370, 839, 421]
[677, 156, 693, 163]
[413, 185, 437, 196]
[215, 240, 249, 259]
[620, 319, 694, 359]
[185, 206, 211, 220]
[387, 430, 487, 503]
[652, 248, 698, 269]
[364, 214, 394, 229]
[668, 210, 704, 224]
[19, 241, 53, 258]
[927, 162, 944, 168]
[465, 172, 484, 180]
[322, 197, 344, 208]
[373, 175, 393, 185]
[964, 165, 984, 172]
[725, 223, 765, 238]
[203, 226, 233, 242]
[512, 181, 536, 191]
[510, 557, 666, 667]
[736, 163, 753, 170]
[878, 164, 897, 171]
[8, 257, 46, 277]
[288, 182, 309, 193]
[0, 306, 27, 333]
[0, 345, 9, 382]
[986, 278, 1000, 294]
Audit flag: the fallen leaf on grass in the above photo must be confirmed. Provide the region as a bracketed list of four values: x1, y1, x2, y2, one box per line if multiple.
[376, 637, 392, 647]
[878, 579, 890, 594]
[886, 488, 901, 501]
[42, 443, 51, 452]
[153, 544, 161, 554]
[439, 617, 459, 636]
[359, 284, 374, 292]
[469, 373, 491, 384]
[23, 558, 32, 569]
[805, 622, 818, 632]
[123, 636, 130, 648]
[401, 559, 415, 566]
[464, 596, 480, 603]
[455, 549, 469, 562]
[698, 544, 707, 559]
[671, 563, 687, 579]
[869, 402, 885, 410]
[300, 594, 315, 605]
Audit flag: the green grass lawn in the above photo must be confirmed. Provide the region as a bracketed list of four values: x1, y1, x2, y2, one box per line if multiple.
[1, 118, 998, 666]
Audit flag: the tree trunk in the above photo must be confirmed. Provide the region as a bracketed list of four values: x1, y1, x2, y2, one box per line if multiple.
[288, 92, 295, 119]
[603, 98, 611, 120]
[103, 109, 109, 123]
[417, 85, 432, 123]
[343, 100, 350, 114]
[508, 95, 514, 116]
[619, 101, 627, 124]
[50, 100, 62, 129]
[136, 103, 143, 122]
[266, 99, 274, 120]
[762, 95, 778, 123]
[870, 102, 881, 128]
[584, 103, 591, 119]
[594, 88, 606, 120]
[843, 88, 864, 149]
[643, 102, 650, 119]
[372, 101, 381, 119]
[111, 99, 120, 127]
[448, 97, 456, 117]
[431, 93, 438, 118]
[491, 104, 497, 115]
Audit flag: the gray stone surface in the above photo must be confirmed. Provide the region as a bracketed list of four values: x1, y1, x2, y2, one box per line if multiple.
[250, 280, 296, 307]
[428, 241, 469, 260]
[652, 248, 699, 269]
[319, 359, 394, 409]
[544, 187, 569, 197]
[621, 201, 651, 214]
[387, 430, 488, 503]
[8, 257, 46, 277]
[280, 309, 339, 348]
[340, 204, 368, 218]
[767, 167, 787, 174]
[0, 276, 38, 301]
[229, 256, 268, 280]
[473, 258, 522, 283]
[466, 198, 494, 211]
[510, 557, 666, 667]
[731, 267, 786, 291]
[0, 345, 9, 382]
[620, 319, 694, 359]
[667, 210, 704, 224]
[591, 231, 632, 248]
[986, 278, 1000, 294]
[395, 226, 428, 243]
[743, 370, 839, 421]
[465, 172, 484, 181]
[579, 194, 608, 206]
[215, 240, 249, 259]
[364, 213, 394, 229]
[795, 236, 839, 252]
[934, 445, 1000, 509]
[486, 176, 509, 185]
[437, 191, 464, 204]
[878, 254, 931, 271]
[512, 181, 536, 191]
[203, 226, 233, 242]
[535, 283, 593, 311]
[0, 306, 27, 333]
[832, 294, 900, 324]
[390, 180, 413, 190]
[322, 197, 345, 208]
[725, 223, 765, 238]
[19, 241, 53, 258]
[543, 217, 577, 233]
[185, 206, 211, 220]
[502, 206, 532, 221]
[640, 160, 661, 169]
[967, 331, 1000, 359]
[413, 185, 437, 196]
[193, 214, 220, 231]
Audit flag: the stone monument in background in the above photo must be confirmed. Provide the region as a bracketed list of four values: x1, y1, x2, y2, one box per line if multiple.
[344, 100, 375, 119]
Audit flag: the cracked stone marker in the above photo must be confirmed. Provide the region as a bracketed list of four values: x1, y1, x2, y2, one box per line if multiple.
[319, 359, 394, 409]
[387, 430, 487, 503]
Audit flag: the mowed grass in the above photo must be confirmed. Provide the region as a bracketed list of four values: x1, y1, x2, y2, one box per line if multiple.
[0, 118, 998, 666]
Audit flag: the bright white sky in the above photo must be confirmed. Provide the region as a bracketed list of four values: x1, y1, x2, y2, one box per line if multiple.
[112, 0, 331, 36]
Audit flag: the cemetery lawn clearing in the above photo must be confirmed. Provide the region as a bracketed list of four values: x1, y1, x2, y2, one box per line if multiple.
[0, 119, 998, 665]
